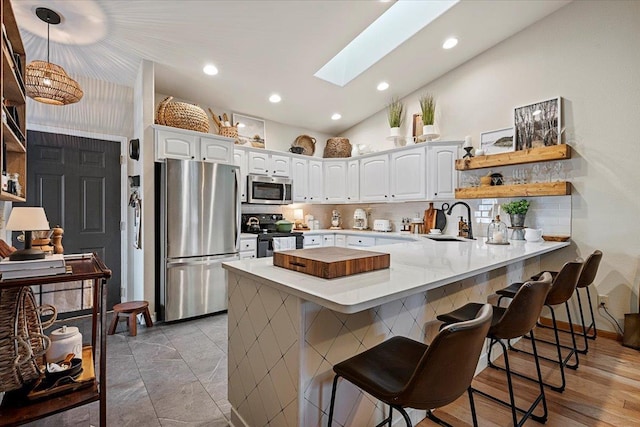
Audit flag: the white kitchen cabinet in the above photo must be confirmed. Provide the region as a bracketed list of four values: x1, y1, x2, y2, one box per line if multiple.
[390, 146, 426, 201]
[346, 235, 375, 248]
[360, 155, 390, 202]
[291, 157, 309, 202]
[239, 236, 257, 259]
[428, 144, 458, 200]
[233, 149, 248, 202]
[155, 128, 198, 160]
[323, 161, 347, 203]
[335, 234, 347, 247]
[154, 125, 234, 163]
[248, 151, 291, 177]
[308, 160, 323, 202]
[346, 160, 359, 203]
[303, 235, 322, 248]
[200, 135, 233, 163]
[322, 234, 335, 247]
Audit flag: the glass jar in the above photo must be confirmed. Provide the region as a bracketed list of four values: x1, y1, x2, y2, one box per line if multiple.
[487, 215, 508, 244]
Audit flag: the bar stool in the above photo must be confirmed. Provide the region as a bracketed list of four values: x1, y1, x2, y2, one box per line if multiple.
[108, 300, 153, 337]
[496, 261, 582, 392]
[437, 273, 552, 427]
[531, 250, 603, 353]
[327, 304, 493, 427]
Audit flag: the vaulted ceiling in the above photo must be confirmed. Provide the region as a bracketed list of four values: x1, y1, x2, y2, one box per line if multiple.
[14, 0, 570, 134]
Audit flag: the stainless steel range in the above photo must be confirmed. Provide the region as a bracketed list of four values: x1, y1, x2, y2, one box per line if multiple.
[241, 214, 303, 257]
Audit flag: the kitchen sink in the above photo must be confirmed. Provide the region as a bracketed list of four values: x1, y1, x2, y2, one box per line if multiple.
[423, 235, 467, 242]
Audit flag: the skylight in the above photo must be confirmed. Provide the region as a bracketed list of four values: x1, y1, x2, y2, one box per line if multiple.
[314, 0, 459, 87]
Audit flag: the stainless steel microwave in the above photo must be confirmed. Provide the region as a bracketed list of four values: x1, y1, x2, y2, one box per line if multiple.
[247, 174, 293, 204]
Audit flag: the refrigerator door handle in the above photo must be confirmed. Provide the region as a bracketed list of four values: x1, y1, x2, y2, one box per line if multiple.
[167, 254, 239, 268]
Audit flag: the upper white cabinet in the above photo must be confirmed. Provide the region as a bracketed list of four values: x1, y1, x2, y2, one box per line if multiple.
[360, 154, 390, 202]
[308, 160, 323, 202]
[428, 144, 458, 200]
[248, 151, 291, 177]
[346, 160, 359, 203]
[154, 125, 233, 163]
[233, 149, 248, 202]
[291, 157, 309, 202]
[323, 161, 347, 203]
[390, 146, 426, 201]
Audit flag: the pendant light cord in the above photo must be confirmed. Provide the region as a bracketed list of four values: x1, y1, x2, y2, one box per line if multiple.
[46, 15, 50, 63]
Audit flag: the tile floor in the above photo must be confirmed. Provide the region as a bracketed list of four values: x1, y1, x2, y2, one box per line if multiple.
[24, 313, 231, 427]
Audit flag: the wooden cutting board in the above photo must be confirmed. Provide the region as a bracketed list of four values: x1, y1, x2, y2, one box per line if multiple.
[273, 247, 390, 279]
[424, 202, 436, 231]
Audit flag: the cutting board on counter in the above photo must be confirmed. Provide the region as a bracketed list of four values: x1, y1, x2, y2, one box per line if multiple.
[273, 247, 390, 279]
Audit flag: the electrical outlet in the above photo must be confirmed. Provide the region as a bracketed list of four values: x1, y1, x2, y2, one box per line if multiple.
[598, 294, 609, 307]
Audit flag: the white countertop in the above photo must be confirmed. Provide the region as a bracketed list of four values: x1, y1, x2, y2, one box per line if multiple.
[223, 237, 569, 314]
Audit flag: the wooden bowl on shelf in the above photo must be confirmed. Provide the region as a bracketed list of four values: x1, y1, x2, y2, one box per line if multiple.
[542, 235, 571, 242]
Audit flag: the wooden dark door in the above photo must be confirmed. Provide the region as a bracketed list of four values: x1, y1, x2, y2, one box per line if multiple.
[21, 130, 121, 310]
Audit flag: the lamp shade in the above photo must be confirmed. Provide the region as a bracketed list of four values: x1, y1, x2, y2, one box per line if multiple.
[293, 209, 304, 221]
[6, 207, 50, 231]
[25, 60, 83, 106]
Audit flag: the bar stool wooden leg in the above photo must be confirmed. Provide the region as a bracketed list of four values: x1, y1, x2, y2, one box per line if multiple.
[128, 312, 138, 337]
[108, 313, 119, 335]
[142, 307, 154, 328]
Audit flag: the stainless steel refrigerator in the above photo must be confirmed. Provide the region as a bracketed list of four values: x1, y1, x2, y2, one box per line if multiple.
[158, 159, 240, 321]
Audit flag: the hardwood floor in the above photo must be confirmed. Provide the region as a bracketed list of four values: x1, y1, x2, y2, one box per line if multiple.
[417, 328, 640, 426]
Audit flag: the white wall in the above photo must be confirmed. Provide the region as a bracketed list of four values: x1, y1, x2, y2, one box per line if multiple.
[343, 0, 640, 332]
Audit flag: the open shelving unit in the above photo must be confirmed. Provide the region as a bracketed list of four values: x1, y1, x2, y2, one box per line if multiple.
[455, 144, 572, 199]
[1, 0, 27, 202]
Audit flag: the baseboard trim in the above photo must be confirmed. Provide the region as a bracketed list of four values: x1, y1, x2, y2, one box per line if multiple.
[539, 317, 621, 341]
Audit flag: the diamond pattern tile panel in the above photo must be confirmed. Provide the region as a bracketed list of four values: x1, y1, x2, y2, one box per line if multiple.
[228, 259, 540, 426]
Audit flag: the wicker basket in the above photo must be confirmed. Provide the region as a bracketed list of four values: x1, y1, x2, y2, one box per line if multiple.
[0, 287, 56, 392]
[323, 137, 352, 158]
[155, 96, 210, 133]
[219, 126, 238, 139]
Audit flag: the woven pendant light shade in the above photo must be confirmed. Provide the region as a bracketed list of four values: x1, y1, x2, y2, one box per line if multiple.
[25, 60, 83, 106]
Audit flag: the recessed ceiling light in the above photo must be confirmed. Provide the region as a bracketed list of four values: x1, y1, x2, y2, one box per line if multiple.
[314, 1, 459, 86]
[442, 37, 458, 49]
[377, 82, 389, 91]
[331, 113, 342, 120]
[269, 94, 282, 103]
[203, 64, 218, 75]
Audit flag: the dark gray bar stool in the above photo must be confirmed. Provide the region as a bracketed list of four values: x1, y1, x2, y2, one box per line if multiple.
[497, 260, 582, 392]
[437, 273, 553, 426]
[327, 304, 493, 427]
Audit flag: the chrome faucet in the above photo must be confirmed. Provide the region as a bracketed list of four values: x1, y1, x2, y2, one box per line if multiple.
[445, 202, 475, 240]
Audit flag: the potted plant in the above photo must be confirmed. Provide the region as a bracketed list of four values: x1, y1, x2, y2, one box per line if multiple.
[419, 93, 436, 136]
[386, 97, 404, 137]
[502, 199, 530, 229]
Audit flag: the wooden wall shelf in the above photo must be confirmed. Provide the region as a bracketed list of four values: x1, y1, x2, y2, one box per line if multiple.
[455, 181, 571, 199]
[456, 144, 571, 171]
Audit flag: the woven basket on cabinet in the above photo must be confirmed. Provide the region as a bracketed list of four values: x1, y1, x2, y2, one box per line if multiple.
[155, 96, 210, 133]
[323, 137, 352, 158]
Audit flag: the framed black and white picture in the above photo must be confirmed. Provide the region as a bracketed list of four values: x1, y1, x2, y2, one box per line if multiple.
[513, 97, 561, 150]
[480, 127, 514, 155]
[232, 113, 266, 148]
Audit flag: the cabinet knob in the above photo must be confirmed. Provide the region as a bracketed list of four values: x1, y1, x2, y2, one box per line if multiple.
[384, 195, 388, 198]
[347, 197, 350, 200]
[392, 194, 395, 197]
[191, 156, 195, 159]
[325, 197, 328, 200]
[304, 197, 307, 200]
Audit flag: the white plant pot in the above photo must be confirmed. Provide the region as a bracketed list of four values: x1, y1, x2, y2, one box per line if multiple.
[423, 125, 435, 135]
[390, 127, 400, 137]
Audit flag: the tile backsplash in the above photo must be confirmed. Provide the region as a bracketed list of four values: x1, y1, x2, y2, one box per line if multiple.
[242, 195, 571, 238]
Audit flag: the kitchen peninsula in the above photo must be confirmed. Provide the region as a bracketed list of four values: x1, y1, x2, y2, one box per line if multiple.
[222, 238, 568, 427]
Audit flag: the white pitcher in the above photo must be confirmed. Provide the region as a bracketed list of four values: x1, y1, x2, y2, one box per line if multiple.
[524, 228, 543, 242]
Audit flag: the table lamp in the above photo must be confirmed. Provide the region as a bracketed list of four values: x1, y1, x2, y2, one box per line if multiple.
[293, 209, 304, 229]
[5, 207, 50, 261]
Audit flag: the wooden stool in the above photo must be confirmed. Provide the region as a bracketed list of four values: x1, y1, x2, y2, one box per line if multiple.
[108, 301, 153, 337]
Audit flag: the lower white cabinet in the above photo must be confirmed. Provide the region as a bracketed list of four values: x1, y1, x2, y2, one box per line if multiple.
[303, 235, 322, 248]
[322, 235, 335, 247]
[346, 235, 375, 248]
[239, 236, 257, 259]
[335, 234, 346, 247]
